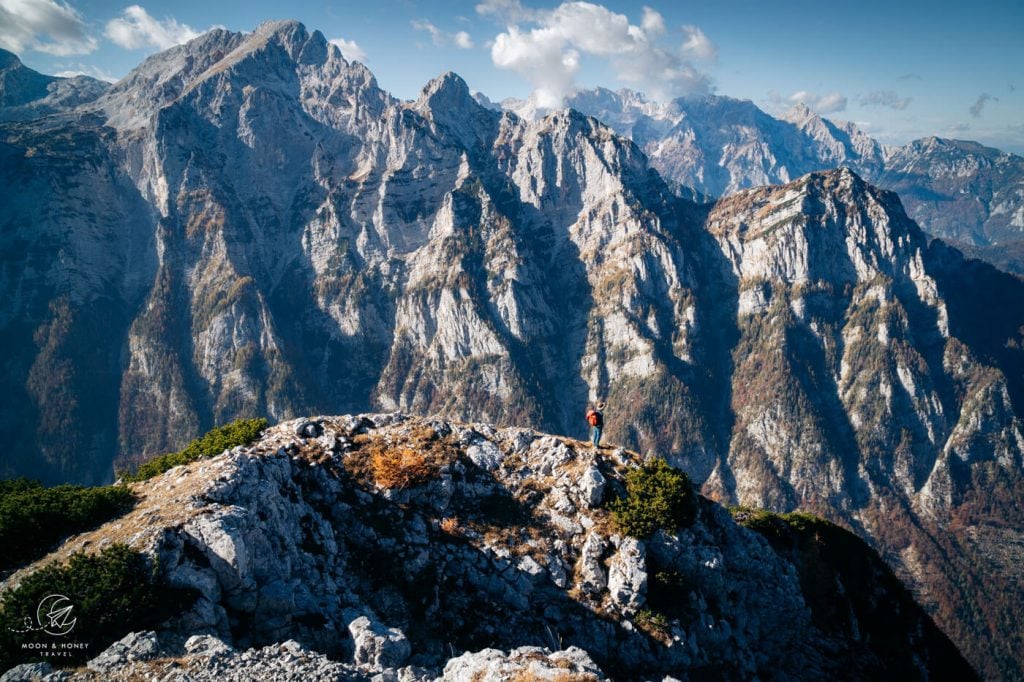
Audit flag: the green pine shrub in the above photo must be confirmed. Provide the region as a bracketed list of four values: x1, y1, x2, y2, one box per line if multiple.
[122, 417, 268, 482]
[0, 544, 195, 670]
[609, 458, 696, 538]
[0, 480, 135, 572]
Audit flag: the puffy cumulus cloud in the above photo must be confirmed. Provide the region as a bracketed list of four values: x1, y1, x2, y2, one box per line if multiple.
[492, 25, 579, 107]
[104, 5, 199, 51]
[789, 90, 848, 115]
[485, 1, 715, 107]
[858, 90, 911, 110]
[329, 37, 366, 63]
[0, 0, 97, 56]
[640, 6, 665, 35]
[969, 93, 996, 118]
[412, 19, 474, 49]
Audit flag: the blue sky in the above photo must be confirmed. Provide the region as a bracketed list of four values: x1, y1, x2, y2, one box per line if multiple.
[3, 0, 1022, 153]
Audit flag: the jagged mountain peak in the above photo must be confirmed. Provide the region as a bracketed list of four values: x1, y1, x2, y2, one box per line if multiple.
[705, 167, 936, 302]
[253, 18, 306, 36]
[415, 70, 473, 110]
[470, 89, 499, 110]
[711, 166, 915, 240]
[94, 19, 375, 131]
[411, 70, 498, 152]
[244, 18, 329, 65]
[93, 28, 247, 128]
[781, 101, 817, 124]
[185, 20, 330, 85]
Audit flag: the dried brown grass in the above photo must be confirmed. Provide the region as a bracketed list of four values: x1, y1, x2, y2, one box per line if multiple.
[371, 448, 435, 489]
[440, 516, 462, 536]
[344, 424, 457, 490]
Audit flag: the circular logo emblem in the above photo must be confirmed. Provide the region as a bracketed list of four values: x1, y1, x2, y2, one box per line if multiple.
[36, 594, 76, 636]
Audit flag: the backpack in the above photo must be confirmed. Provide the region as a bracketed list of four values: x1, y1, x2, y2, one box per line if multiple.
[586, 409, 600, 427]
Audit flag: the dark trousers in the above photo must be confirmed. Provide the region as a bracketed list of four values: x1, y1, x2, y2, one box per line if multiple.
[591, 426, 602, 446]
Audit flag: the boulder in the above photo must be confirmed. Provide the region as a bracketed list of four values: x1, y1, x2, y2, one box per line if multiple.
[347, 614, 411, 672]
[86, 630, 159, 674]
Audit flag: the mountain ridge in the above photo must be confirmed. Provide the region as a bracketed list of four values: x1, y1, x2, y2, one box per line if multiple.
[513, 86, 1024, 267]
[0, 48, 108, 121]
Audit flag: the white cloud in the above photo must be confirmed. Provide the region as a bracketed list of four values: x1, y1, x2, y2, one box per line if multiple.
[475, 0, 536, 23]
[680, 24, 716, 61]
[492, 26, 578, 107]
[858, 90, 911, 110]
[789, 90, 848, 115]
[412, 20, 474, 49]
[412, 19, 444, 46]
[0, 0, 97, 56]
[487, 1, 715, 107]
[641, 6, 665, 36]
[104, 5, 199, 51]
[329, 37, 366, 63]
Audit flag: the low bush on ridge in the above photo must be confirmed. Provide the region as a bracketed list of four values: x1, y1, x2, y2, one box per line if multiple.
[0, 544, 195, 670]
[0, 480, 135, 572]
[609, 458, 696, 538]
[121, 417, 268, 482]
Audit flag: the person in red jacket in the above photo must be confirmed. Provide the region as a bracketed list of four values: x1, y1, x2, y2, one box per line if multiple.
[586, 401, 605, 447]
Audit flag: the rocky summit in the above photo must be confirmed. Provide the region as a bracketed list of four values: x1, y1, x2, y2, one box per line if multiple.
[0, 415, 971, 681]
[1, 19, 1022, 679]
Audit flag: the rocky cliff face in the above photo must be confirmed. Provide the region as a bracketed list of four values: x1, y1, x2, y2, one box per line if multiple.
[699, 171, 1024, 679]
[0, 20, 1022, 679]
[0, 415, 971, 680]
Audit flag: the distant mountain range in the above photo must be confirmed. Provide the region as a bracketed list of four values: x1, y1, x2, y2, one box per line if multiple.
[488, 88, 1024, 273]
[0, 49, 108, 120]
[1, 22, 1023, 679]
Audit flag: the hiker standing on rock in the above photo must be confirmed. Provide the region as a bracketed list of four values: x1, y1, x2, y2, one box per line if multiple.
[586, 401, 605, 448]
